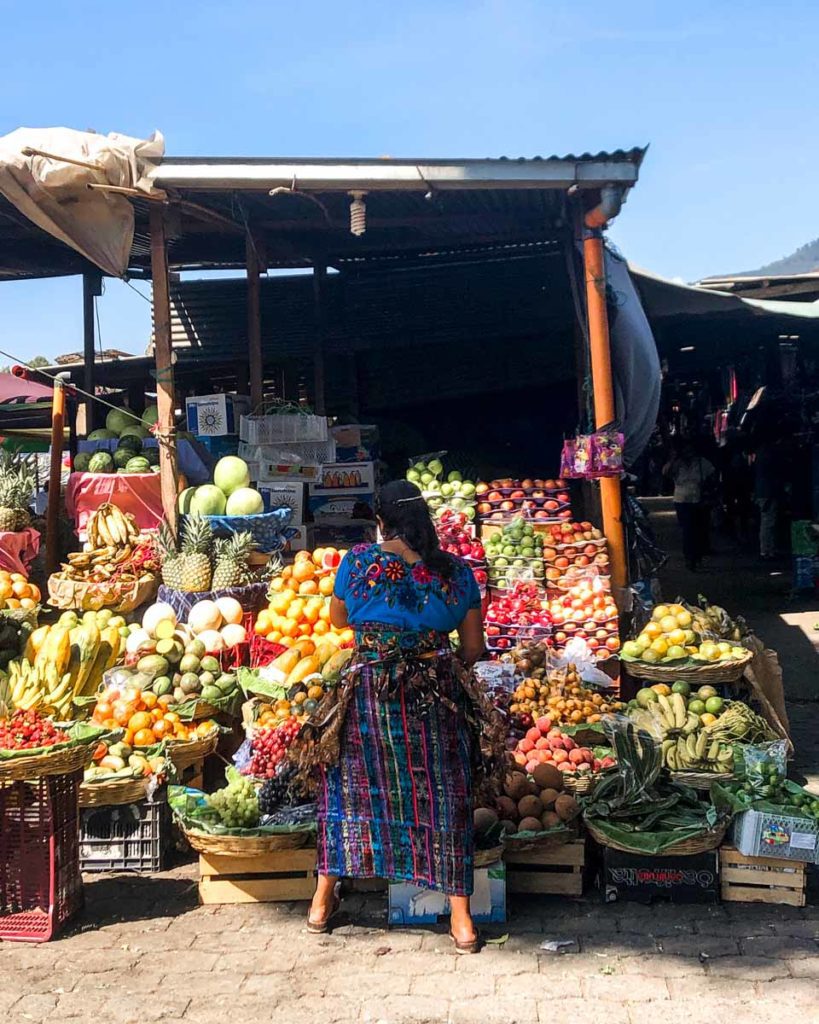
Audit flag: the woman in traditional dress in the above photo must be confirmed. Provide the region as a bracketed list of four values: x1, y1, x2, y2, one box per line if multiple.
[299, 479, 498, 953]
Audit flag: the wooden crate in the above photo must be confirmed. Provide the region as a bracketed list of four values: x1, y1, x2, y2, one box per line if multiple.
[720, 845, 807, 907]
[199, 847, 317, 905]
[179, 758, 204, 791]
[505, 839, 585, 896]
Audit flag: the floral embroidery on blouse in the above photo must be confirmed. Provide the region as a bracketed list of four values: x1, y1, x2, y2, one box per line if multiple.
[344, 544, 468, 612]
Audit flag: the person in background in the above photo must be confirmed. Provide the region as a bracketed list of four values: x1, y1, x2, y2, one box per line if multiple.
[294, 480, 503, 954]
[664, 438, 715, 571]
[753, 434, 782, 560]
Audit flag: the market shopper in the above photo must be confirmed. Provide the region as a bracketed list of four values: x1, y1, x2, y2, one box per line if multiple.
[664, 438, 715, 571]
[294, 480, 502, 953]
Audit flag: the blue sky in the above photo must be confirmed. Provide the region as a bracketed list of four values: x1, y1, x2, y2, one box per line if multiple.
[2, 0, 818, 363]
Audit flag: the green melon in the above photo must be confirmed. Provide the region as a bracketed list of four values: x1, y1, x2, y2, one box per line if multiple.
[125, 456, 151, 474]
[142, 404, 159, 429]
[191, 484, 227, 516]
[73, 452, 92, 473]
[87, 428, 116, 441]
[117, 434, 143, 454]
[88, 451, 114, 474]
[178, 487, 196, 514]
[113, 448, 134, 470]
[105, 408, 137, 436]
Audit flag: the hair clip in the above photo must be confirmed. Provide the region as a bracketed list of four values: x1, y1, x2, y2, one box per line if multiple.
[395, 495, 425, 504]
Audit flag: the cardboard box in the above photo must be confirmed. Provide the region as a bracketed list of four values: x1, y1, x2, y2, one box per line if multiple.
[312, 519, 376, 549]
[309, 494, 375, 523]
[732, 810, 819, 864]
[599, 847, 719, 904]
[258, 460, 321, 484]
[257, 482, 306, 522]
[186, 394, 251, 437]
[309, 462, 376, 495]
[282, 524, 314, 553]
[331, 424, 380, 463]
[388, 861, 506, 926]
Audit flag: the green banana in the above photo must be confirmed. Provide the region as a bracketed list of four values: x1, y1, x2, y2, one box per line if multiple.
[671, 693, 687, 729]
[695, 731, 709, 759]
[683, 711, 700, 736]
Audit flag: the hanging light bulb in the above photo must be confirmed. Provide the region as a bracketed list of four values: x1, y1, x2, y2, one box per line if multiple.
[349, 191, 367, 236]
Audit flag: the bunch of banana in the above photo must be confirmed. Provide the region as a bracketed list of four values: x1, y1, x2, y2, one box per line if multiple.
[704, 701, 776, 744]
[662, 732, 734, 772]
[5, 658, 74, 716]
[60, 543, 136, 581]
[86, 503, 139, 551]
[651, 692, 690, 732]
[687, 597, 750, 643]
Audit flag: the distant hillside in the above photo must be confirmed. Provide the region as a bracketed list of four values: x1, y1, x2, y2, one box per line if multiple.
[741, 238, 819, 277]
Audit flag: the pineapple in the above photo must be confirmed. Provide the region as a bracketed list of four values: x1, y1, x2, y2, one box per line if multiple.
[0, 453, 34, 532]
[211, 531, 255, 590]
[157, 520, 185, 590]
[178, 515, 214, 593]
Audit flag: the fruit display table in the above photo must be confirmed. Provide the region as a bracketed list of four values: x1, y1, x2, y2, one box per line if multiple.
[0, 527, 39, 575]
[65, 472, 162, 536]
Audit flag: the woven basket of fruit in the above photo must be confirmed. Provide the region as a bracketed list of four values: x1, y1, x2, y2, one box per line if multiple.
[182, 825, 312, 855]
[168, 730, 219, 771]
[622, 653, 753, 685]
[48, 572, 159, 613]
[669, 770, 734, 792]
[585, 818, 729, 856]
[78, 776, 151, 807]
[0, 743, 90, 782]
[561, 772, 601, 796]
[0, 714, 109, 781]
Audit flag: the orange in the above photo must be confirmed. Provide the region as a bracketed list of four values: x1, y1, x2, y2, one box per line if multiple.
[294, 550, 313, 563]
[151, 708, 163, 721]
[163, 711, 180, 724]
[133, 728, 155, 747]
[312, 619, 329, 636]
[157, 695, 173, 710]
[339, 628, 354, 645]
[269, 578, 285, 593]
[281, 566, 293, 581]
[299, 580, 319, 596]
[128, 711, 153, 732]
[303, 603, 320, 625]
[297, 623, 312, 636]
[281, 619, 299, 639]
[142, 692, 158, 709]
[28, 584, 41, 602]
[269, 594, 291, 614]
[4, 598, 20, 609]
[11, 581, 30, 598]
[292, 561, 316, 583]
[0, 581, 12, 601]
[285, 578, 300, 594]
[318, 576, 334, 597]
[279, 636, 295, 648]
[152, 719, 171, 739]
[319, 604, 331, 622]
[269, 630, 283, 643]
[19, 598, 36, 610]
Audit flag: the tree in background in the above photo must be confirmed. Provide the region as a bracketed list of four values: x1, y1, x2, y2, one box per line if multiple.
[0, 355, 49, 373]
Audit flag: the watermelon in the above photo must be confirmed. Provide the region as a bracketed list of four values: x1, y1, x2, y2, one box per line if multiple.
[142, 405, 159, 429]
[73, 452, 92, 472]
[105, 408, 136, 436]
[87, 428, 116, 441]
[125, 456, 151, 474]
[178, 487, 195, 514]
[113, 448, 133, 470]
[144, 448, 160, 467]
[88, 451, 114, 474]
[117, 434, 142, 454]
[119, 424, 150, 441]
[191, 485, 227, 516]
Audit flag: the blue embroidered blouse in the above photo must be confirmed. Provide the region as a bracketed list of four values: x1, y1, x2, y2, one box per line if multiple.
[333, 544, 481, 633]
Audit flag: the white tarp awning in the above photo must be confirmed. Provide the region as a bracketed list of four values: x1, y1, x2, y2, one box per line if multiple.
[0, 127, 164, 277]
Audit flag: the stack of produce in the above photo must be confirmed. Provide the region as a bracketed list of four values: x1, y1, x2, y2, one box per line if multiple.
[250, 643, 352, 721]
[242, 717, 302, 778]
[51, 504, 159, 604]
[89, 681, 217, 745]
[178, 456, 265, 518]
[621, 601, 751, 667]
[255, 548, 354, 648]
[158, 517, 256, 594]
[406, 458, 477, 521]
[475, 761, 581, 836]
[84, 738, 166, 783]
[484, 582, 552, 652]
[506, 654, 625, 728]
[511, 719, 616, 777]
[542, 522, 609, 587]
[630, 685, 776, 774]
[716, 752, 819, 820]
[76, 407, 159, 475]
[483, 519, 546, 590]
[0, 451, 34, 532]
[1, 610, 124, 719]
[547, 578, 619, 654]
[207, 769, 260, 827]
[0, 571, 41, 612]
[435, 509, 487, 592]
[0, 708, 65, 750]
[476, 478, 571, 522]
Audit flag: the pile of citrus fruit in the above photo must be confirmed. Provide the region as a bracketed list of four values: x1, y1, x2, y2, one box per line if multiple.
[254, 548, 354, 649]
[0, 570, 41, 611]
[90, 682, 217, 746]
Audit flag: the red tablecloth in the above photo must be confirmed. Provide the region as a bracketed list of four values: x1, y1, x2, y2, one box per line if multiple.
[65, 472, 163, 536]
[0, 527, 40, 575]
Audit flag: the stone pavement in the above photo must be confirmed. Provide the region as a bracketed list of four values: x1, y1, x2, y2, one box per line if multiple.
[1, 864, 818, 1024]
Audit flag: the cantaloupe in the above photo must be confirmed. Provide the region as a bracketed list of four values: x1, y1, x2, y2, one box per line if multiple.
[215, 596, 243, 625]
[220, 623, 247, 648]
[188, 601, 223, 635]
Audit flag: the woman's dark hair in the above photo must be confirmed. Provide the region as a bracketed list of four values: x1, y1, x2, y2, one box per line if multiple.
[376, 479, 454, 579]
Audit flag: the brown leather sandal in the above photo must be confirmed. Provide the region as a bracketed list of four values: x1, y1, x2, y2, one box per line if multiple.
[449, 929, 482, 954]
[306, 894, 341, 934]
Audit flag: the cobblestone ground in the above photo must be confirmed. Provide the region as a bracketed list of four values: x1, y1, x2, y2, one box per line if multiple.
[1, 864, 818, 1023]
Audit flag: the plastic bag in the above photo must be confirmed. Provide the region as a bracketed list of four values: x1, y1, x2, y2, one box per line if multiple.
[735, 739, 788, 797]
[590, 428, 624, 477]
[542, 638, 618, 689]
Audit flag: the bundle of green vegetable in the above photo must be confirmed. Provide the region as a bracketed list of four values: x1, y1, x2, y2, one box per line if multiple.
[583, 717, 726, 854]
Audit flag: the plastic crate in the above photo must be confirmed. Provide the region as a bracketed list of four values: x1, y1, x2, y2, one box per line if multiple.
[732, 809, 819, 864]
[80, 790, 171, 873]
[0, 770, 84, 942]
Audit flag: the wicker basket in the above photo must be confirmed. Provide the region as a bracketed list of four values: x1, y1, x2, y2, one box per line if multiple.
[562, 773, 600, 796]
[168, 731, 219, 772]
[622, 651, 753, 685]
[670, 770, 734, 792]
[585, 818, 729, 856]
[78, 776, 150, 807]
[0, 742, 92, 782]
[475, 845, 505, 868]
[47, 573, 159, 613]
[182, 826, 313, 856]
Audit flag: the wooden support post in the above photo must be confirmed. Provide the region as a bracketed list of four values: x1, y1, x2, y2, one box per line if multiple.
[246, 231, 264, 409]
[45, 379, 65, 575]
[312, 257, 327, 416]
[82, 272, 101, 432]
[149, 205, 179, 537]
[582, 227, 627, 590]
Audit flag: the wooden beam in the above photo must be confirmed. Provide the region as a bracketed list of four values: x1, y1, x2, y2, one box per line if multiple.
[45, 379, 65, 575]
[82, 272, 101, 432]
[149, 204, 179, 537]
[312, 256, 327, 416]
[246, 230, 264, 408]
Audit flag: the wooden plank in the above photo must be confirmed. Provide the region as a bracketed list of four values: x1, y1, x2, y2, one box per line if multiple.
[507, 871, 584, 896]
[149, 204, 179, 535]
[312, 257, 327, 415]
[45, 379, 66, 575]
[200, 849, 316, 876]
[199, 875, 316, 905]
[82, 272, 99, 431]
[720, 846, 807, 871]
[721, 866, 804, 887]
[721, 884, 805, 908]
[505, 841, 585, 868]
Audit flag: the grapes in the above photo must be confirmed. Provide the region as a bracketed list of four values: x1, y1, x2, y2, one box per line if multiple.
[244, 718, 301, 779]
[207, 774, 260, 828]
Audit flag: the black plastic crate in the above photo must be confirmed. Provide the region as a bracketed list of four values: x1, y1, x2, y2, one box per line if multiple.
[599, 847, 719, 904]
[80, 791, 170, 873]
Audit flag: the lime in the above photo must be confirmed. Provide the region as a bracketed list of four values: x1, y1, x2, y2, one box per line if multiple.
[704, 696, 724, 715]
[697, 685, 718, 700]
[688, 699, 706, 715]
[671, 680, 691, 697]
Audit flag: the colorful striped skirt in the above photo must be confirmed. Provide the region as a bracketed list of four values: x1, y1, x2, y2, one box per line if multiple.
[316, 624, 476, 895]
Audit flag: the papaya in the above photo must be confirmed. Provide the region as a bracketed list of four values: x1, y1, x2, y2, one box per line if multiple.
[321, 648, 353, 682]
[269, 649, 302, 680]
[285, 655, 321, 686]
